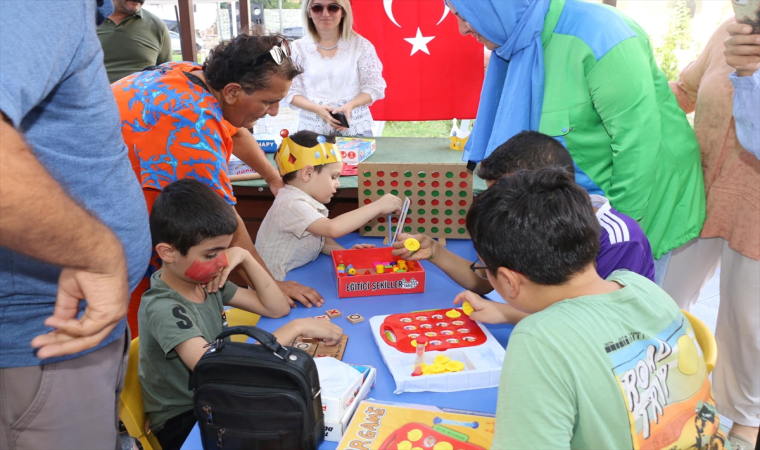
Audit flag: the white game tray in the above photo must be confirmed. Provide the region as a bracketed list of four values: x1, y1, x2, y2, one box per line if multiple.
[369, 314, 506, 394]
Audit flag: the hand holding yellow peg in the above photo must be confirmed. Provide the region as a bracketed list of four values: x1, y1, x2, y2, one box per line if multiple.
[404, 238, 420, 255]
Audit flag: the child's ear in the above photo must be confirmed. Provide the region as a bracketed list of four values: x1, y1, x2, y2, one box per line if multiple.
[155, 243, 177, 264]
[497, 266, 522, 299]
[300, 165, 315, 182]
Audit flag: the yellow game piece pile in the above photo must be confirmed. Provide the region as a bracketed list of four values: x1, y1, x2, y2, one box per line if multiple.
[418, 355, 465, 375]
[398, 428, 455, 450]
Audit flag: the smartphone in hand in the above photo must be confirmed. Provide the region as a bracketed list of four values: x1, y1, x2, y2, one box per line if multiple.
[733, 0, 760, 34]
[330, 112, 349, 128]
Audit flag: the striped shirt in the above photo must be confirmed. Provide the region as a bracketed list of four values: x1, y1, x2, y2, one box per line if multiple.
[590, 195, 655, 282]
[255, 185, 328, 281]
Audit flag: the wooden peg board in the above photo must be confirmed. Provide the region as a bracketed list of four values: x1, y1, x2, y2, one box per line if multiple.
[291, 335, 348, 360]
[358, 162, 473, 239]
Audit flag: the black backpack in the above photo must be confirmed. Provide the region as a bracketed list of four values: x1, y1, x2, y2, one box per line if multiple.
[190, 326, 324, 450]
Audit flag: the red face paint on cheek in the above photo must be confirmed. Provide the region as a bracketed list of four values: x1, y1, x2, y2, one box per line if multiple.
[184, 252, 229, 283]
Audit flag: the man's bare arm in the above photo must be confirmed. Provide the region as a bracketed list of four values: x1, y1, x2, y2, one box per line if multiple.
[0, 119, 129, 358]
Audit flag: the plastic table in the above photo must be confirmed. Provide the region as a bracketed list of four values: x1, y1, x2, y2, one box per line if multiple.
[181, 233, 514, 450]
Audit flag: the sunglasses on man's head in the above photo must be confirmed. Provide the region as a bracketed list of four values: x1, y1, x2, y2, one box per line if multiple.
[252, 39, 291, 67]
[310, 3, 342, 14]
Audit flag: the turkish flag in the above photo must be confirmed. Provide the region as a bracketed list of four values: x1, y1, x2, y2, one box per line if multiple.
[352, 0, 484, 121]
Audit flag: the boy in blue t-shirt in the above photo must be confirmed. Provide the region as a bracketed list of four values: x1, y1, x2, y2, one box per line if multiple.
[464, 169, 726, 449]
[138, 179, 342, 450]
[393, 131, 654, 324]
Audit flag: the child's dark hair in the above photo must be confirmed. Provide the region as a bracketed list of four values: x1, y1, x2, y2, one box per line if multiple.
[150, 179, 238, 255]
[280, 131, 337, 183]
[477, 131, 574, 181]
[467, 168, 600, 285]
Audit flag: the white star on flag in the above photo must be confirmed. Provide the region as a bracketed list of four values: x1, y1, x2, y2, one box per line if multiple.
[404, 27, 435, 56]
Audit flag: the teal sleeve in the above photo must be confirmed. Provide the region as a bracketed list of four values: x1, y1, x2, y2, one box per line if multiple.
[586, 37, 661, 220]
[157, 25, 172, 64]
[492, 332, 576, 450]
[145, 298, 205, 357]
[220, 281, 239, 305]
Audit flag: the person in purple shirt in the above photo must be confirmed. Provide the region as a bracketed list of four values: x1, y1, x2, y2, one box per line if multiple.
[393, 131, 655, 323]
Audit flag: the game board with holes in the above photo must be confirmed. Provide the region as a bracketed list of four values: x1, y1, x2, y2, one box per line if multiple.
[369, 308, 505, 394]
[338, 399, 496, 450]
[358, 163, 473, 242]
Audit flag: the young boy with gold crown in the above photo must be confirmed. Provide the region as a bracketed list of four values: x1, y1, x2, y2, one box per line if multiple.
[255, 131, 403, 281]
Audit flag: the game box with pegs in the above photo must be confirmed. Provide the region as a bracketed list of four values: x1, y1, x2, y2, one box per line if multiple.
[380, 308, 488, 353]
[358, 162, 474, 242]
[331, 247, 425, 298]
[369, 309, 505, 394]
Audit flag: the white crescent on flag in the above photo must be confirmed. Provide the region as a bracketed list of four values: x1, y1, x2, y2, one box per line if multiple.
[383, 0, 450, 27]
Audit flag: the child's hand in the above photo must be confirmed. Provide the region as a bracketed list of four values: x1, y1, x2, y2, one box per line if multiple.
[374, 194, 403, 215]
[453, 291, 529, 325]
[453, 291, 505, 324]
[206, 247, 252, 293]
[296, 318, 343, 346]
[351, 243, 375, 250]
[392, 233, 435, 261]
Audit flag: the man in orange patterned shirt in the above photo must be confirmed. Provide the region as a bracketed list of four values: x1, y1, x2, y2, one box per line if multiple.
[114, 35, 326, 335]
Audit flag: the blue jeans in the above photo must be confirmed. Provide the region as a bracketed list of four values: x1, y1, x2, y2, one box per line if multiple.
[653, 250, 673, 287]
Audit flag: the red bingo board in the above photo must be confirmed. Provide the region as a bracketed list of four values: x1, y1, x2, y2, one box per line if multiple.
[380, 308, 487, 353]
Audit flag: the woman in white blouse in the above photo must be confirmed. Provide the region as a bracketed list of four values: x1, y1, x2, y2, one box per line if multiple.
[286, 0, 386, 136]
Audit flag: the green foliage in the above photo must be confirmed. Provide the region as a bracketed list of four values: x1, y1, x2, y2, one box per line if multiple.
[383, 121, 452, 138]
[653, 0, 694, 81]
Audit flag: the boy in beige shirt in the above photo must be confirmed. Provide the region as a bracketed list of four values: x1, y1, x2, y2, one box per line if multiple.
[256, 131, 402, 281]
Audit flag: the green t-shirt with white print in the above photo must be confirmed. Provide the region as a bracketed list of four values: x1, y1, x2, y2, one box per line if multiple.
[138, 269, 237, 432]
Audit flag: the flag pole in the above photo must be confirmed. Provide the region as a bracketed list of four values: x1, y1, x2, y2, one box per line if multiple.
[278, 0, 283, 33]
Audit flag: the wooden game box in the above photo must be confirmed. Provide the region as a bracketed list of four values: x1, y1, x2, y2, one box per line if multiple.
[331, 247, 425, 298]
[358, 162, 474, 242]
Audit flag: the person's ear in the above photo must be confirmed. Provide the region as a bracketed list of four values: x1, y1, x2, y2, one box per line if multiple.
[221, 83, 243, 105]
[496, 266, 522, 299]
[155, 243, 177, 264]
[300, 165, 315, 182]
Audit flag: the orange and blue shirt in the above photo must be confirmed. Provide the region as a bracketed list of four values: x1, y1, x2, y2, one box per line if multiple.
[113, 61, 239, 335]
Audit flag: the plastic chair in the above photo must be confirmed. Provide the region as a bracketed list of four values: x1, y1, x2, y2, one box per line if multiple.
[682, 309, 717, 374]
[225, 308, 261, 343]
[119, 337, 162, 450]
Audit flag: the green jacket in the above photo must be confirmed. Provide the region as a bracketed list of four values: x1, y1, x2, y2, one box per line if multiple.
[538, 0, 705, 258]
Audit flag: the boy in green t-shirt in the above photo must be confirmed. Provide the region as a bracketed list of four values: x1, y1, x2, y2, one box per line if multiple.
[462, 169, 728, 449]
[138, 179, 342, 450]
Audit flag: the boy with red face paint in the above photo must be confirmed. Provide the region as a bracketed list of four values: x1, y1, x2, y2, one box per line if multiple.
[138, 179, 343, 450]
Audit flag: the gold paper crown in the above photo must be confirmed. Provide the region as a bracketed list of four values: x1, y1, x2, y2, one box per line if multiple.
[275, 130, 343, 176]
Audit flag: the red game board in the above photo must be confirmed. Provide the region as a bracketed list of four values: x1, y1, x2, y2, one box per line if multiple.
[378, 423, 485, 450]
[380, 308, 487, 353]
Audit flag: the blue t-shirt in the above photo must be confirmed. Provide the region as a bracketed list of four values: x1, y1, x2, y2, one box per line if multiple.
[0, 0, 151, 368]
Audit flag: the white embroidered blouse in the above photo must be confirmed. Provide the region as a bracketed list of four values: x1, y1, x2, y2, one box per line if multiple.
[285, 33, 386, 137]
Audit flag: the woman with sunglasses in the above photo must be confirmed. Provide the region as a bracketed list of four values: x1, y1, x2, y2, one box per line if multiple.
[111, 34, 327, 337]
[286, 0, 386, 136]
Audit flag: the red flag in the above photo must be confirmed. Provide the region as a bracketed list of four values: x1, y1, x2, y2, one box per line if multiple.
[352, 0, 484, 121]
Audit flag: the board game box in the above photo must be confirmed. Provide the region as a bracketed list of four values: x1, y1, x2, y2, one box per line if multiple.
[331, 247, 425, 298]
[370, 309, 505, 394]
[337, 137, 376, 165]
[337, 400, 496, 450]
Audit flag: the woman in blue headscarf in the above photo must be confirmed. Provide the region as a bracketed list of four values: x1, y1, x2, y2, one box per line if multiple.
[447, 0, 705, 286]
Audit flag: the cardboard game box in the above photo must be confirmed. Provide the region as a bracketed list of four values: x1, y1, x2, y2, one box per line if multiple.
[253, 133, 283, 153]
[331, 247, 425, 298]
[337, 400, 496, 449]
[324, 366, 377, 442]
[337, 137, 375, 166]
[227, 154, 256, 176]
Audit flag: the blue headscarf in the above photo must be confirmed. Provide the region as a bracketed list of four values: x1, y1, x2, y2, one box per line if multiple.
[448, 0, 551, 163]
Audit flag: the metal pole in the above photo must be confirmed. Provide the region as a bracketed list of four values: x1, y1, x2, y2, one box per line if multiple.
[278, 0, 283, 33]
